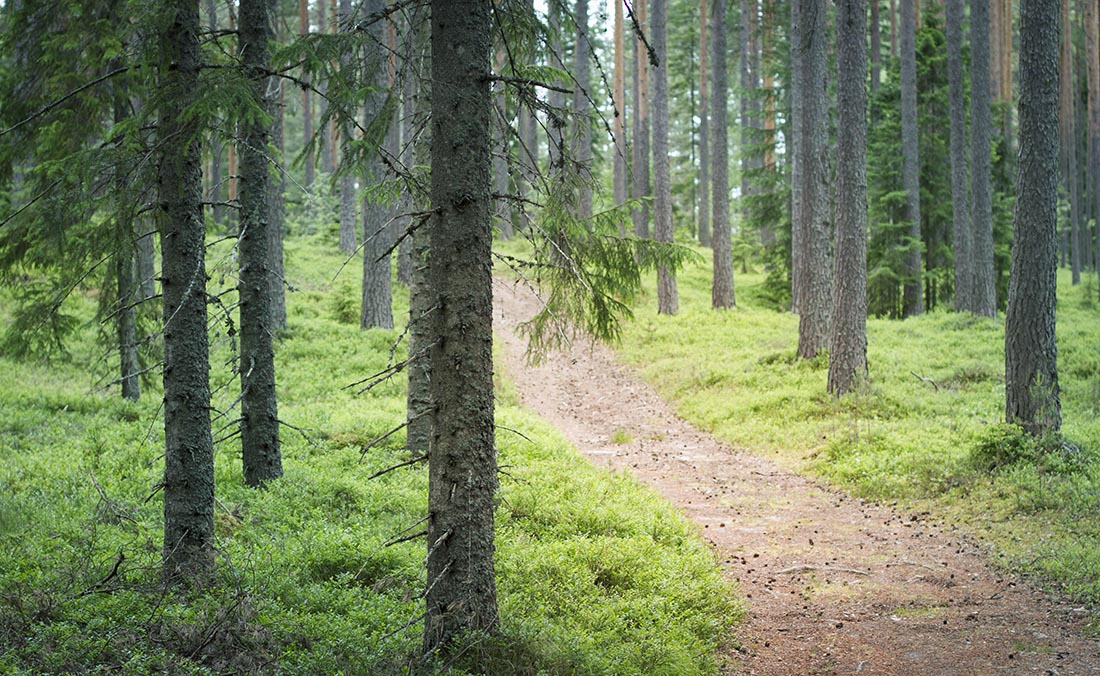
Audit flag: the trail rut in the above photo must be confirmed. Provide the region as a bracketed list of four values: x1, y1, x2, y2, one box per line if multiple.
[493, 278, 1099, 676]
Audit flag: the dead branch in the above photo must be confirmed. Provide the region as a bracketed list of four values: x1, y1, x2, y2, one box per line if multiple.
[776, 564, 870, 576]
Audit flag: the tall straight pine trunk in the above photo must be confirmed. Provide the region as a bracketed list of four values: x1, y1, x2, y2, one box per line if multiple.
[947, 0, 972, 310]
[652, 0, 678, 314]
[972, 0, 998, 316]
[900, 0, 923, 316]
[711, 0, 734, 308]
[698, 0, 711, 247]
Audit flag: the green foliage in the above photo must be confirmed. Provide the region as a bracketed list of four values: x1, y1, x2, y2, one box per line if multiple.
[0, 236, 737, 675]
[617, 256, 1100, 608]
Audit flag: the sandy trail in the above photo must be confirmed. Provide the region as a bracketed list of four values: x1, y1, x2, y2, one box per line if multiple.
[493, 278, 1099, 676]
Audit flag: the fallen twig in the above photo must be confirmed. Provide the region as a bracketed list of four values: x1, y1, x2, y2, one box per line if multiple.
[776, 564, 870, 576]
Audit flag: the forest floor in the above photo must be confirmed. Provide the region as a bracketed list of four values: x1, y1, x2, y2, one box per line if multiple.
[493, 278, 1100, 676]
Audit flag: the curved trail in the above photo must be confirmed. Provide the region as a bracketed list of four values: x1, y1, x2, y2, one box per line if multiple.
[493, 279, 1099, 676]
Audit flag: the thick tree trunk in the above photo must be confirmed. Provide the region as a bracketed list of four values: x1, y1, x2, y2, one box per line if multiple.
[1061, 0, 1081, 284]
[238, 0, 282, 487]
[900, 0, 924, 316]
[794, 0, 831, 356]
[337, 0, 356, 254]
[829, 0, 868, 395]
[424, 0, 498, 651]
[573, 0, 593, 220]
[712, 0, 734, 308]
[698, 0, 711, 247]
[947, 0, 972, 311]
[1006, 0, 1061, 435]
[632, 0, 651, 239]
[360, 0, 393, 331]
[972, 0, 998, 316]
[652, 0, 678, 315]
[157, 0, 215, 584]
[613, 0, 629, 226]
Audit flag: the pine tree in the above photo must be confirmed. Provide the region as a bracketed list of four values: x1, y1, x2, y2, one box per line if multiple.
[711, 0, 734, 308]
[946, 0, 971, 311]
[971, 0, 997, 316]
[900, 0, 923, 316]
[652, 0, 678, 314]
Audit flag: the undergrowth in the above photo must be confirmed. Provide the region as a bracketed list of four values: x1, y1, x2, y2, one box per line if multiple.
[617, 249, 1100, 608]
[0, 235, 738, 675]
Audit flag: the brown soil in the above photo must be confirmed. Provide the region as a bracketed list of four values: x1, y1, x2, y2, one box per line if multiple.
[493, 278, 1100, 676]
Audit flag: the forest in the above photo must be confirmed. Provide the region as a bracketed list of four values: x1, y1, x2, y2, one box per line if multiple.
[1, 0, 1099, 674]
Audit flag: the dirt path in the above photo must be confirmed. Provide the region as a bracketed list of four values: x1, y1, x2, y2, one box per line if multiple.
[493, 279, 1100, 676]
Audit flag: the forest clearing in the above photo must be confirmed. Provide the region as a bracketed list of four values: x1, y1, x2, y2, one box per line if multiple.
[3, 0, 1100, 673]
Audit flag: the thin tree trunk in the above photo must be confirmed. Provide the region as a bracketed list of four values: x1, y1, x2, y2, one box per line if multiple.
[698, 0, 711, 247]
[318, 0, 334, 175]
[790, 0, 804, 314]
[739, 0, 754, 228]
[270, 79, 288, 330]
[397, 12, 416, 284]
[889, 0, 898, 57]
[238, 0, 282, 487]
[115, 88, 140, 401]
[424, 0, 498, 651]
[829, 0, 868, 395]
[871, 0, 881, 93]
[493, 47, 514, 239]
[1006, 0, 1061, 435]
[632, 0, 651, 239]
[900, 0, 924, 316]
[1086, 0, 1100, 278]
[614, 0, 629, 226]
[947, 0, 972, 310]
[337, 0, 357, 254]
[712, 0, 734, 308]
[1061, 0, 1080, 284]
[548, 1, 565, 174]
[794, 0, 832, 356]
[300, 0, 314, 188]
[574, 0, 593, 220]
[360, 0, 393, 330]
[157, 0, 215, 584]
[205, 0, 223, 225]
[972, 0, 997, 315]
[652, 0, 678, 314]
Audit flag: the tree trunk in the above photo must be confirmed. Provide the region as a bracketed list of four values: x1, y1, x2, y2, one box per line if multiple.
[360, 0, 393, 331]
[114, 92, 140, 401]
[972, 0, 998, 316]
[712, 0, 734, 308]
[947, 0, 972, 311]
[652, 0, 678, 314]
[889, 0, 898, 57]
[900, 0, 924, 316]
[299, 0, 314, 188]
[205, 0, 223, 226]
[794, 0, 832, 356]
[238, 0, 283, 487]
[790, 0, 804, 314]
[829, 0, 869, 395]
[270, 78, 288, 330]
[405, 2, 432, 454]
[632, 0, 651, 239]
[871, 0, 881, 93]
[739, 0, 754, 228]
[698, 0, 711, 247]
[1061, 0, 1081, 284]
[1086, 0, 1100, 278]
[157, 0, 215, 584]
[397, 13, 417, 284]
[548, 1, 566, 174]
[493, 47, 514, 239]
[337, 0, 357, 254]
[573, 0, 593, 220]
[614, 0, 629, 226]
[424, 0, 498, 651]
[1006, 0, 1061, 435]
[318, 0, 334, 175]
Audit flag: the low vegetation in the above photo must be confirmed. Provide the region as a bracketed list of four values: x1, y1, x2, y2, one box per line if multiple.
[618, 250, 1100, 610]
[0, 235, 738, 675]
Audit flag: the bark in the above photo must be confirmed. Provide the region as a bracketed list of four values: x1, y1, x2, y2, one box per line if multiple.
[361, 0, 394, 330]
[829, 0, 868, 395]
[397, 14, 416, 284]
[318, 0, 334, 175]
[405, 3, 432, 454]
[790, 0, 804, 313]
[136, 217, 156, 299]
[871, 0, 881, 93]
[157, 0, 215, 584]
[573, 0, 593, 220]
[652, 0, 678, 315]
[424, 0, 498, 650]
[794, 0, 831, 356]
[739, 0, 754, 221]
[205, 0, 223, 225]
[972, 0, 998, 316]
[698, 0, 711, 247]
[270, 80, 288, 330]
[712, 0, 734, 308]
[299, 0, 314, 188]
[632, 0, 651, 239]
[947, 0, 972, 311]
[889, 0, 897, 57]
[337, 0, 357, 254]
[1061, 0, 1080, 284]
[900, 0, 924, 316]
[1086, 0, 1100, 278]
[114, 92, 140, 401]
[1006, 0, 1061, 435]
[238, 0, 282, 487]
[614, 0, 629, 224]
[493, 47, 513, 239]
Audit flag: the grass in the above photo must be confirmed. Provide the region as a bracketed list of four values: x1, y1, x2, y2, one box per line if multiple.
[616, 248, 1100, 610]
[0, 234, 739, 675]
